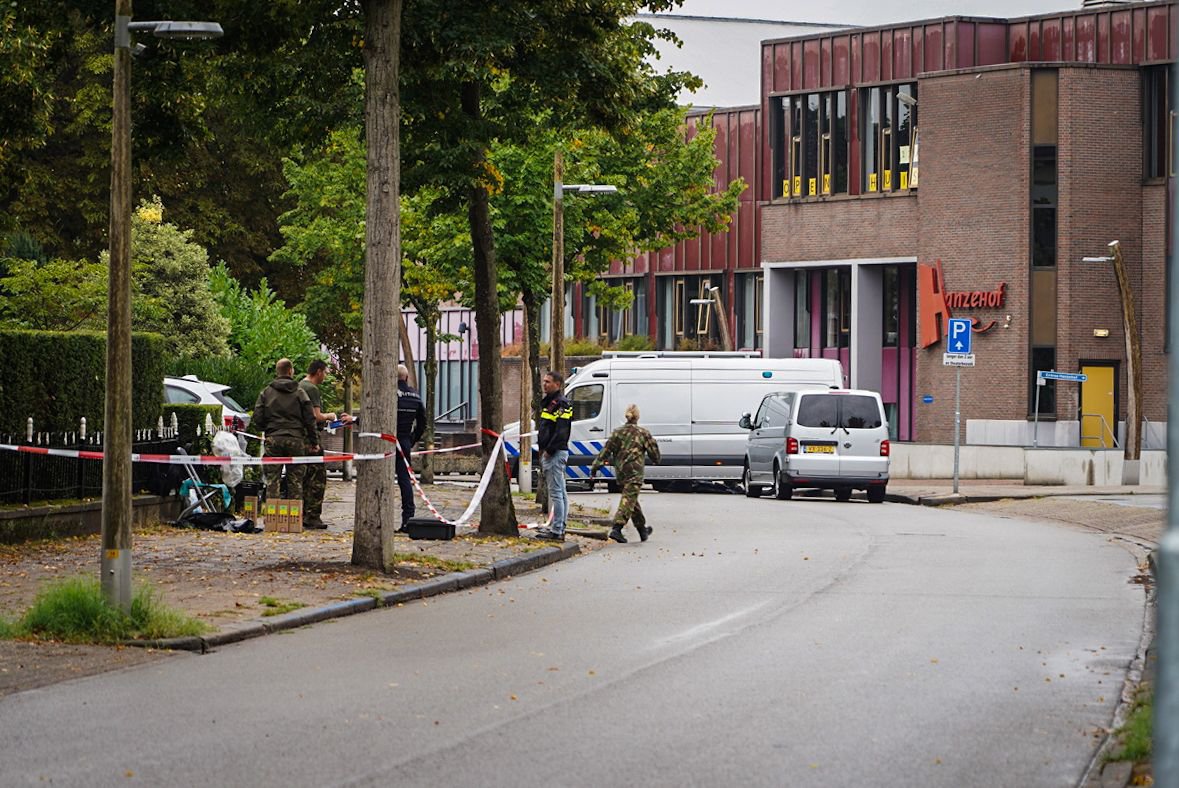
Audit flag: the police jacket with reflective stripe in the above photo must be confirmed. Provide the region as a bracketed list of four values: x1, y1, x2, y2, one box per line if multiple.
[537, 391, 572, 454]
[397, 381, 427, 446]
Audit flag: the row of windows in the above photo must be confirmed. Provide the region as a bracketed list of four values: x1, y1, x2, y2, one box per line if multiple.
[771, 84, 917, 200]
[792, 266, 914, 350]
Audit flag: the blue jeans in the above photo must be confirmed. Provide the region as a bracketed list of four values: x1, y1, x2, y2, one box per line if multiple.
[541, 450, 569, 536]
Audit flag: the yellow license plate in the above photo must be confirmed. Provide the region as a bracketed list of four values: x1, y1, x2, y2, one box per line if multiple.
[804, 445, 835, 454]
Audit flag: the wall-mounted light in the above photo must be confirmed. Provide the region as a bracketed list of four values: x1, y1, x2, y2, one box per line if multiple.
[1094, 328, 1111, 337]
[1003, 314, 1012, 329]
[897, 92, 918, 108]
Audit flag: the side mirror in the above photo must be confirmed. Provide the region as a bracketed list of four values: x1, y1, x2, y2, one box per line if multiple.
[739, 414, 752, 430]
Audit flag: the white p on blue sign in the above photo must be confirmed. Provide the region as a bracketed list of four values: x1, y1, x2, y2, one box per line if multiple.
[947, 318, 972, 354]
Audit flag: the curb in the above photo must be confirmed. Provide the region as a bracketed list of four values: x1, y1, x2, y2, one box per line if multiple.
[124, 542, 580, 653]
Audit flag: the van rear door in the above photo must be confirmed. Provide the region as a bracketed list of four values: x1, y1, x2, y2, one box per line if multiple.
[833, 393, 888, 478]
[790, 393, 841, 478]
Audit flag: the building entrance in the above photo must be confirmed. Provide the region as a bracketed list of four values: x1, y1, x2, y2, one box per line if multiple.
[1080, 363, 1117, 448]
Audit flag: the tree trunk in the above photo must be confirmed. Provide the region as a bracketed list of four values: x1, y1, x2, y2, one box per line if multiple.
[523, 289, 547, 512]
[353, 0, 402, 572]
[462, 79, 517, 536]
[399, 312, 417, 389]
[422, 312, 438, 485]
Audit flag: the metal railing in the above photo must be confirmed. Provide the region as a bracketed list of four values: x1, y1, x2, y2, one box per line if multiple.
[437, 401, 470, 421]
[1079, 412, 1119, 449]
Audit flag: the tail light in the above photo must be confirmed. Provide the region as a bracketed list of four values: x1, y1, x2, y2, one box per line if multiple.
[786, 437, 799, 455]
[879, 439, 890, 457]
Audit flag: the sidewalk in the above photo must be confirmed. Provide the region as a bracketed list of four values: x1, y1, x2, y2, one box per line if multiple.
[885, 477, 1165, 506]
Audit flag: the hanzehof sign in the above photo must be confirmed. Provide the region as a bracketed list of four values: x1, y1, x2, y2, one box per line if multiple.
[918, 260, 1008, 349]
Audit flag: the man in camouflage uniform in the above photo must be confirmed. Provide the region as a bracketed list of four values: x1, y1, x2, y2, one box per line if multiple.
[252, 358, 319, 507]
[590, 403, 661, 544]
[299, 359, 352, 529]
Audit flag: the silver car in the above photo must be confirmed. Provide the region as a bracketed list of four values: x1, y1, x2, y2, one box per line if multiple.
[740, 389, 890, 503]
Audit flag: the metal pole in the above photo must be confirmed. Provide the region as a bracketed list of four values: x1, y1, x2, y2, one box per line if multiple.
[1033, 373, 1042, 449]
[550, 148, 565, 377]
[101, 1, 134, 612]
[952, 365, 961, 494]
[519, 301, 532, 493]
[1156, 55, 1179, 781]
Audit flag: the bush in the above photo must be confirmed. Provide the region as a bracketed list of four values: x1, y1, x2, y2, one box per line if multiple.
[615, 334, 655, 352]
[8, 576, 208, 643]
[0, 329, 166, 433]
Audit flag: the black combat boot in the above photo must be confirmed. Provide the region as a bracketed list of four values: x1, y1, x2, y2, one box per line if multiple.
[608, 525, 627, 543]
[636, 524, 652, 542]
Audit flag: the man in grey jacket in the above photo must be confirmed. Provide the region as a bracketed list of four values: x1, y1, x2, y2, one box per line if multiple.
[252, 358, 318, 502]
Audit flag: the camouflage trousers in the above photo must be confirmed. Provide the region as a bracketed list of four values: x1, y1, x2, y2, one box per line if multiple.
[612, 470, 647, 530]
[265, 436, 309, 501]
[303, 450, 327, 518]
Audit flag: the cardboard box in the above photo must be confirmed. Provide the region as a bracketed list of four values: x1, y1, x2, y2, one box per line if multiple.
[241, 495, 263, 528]
[264, 499, 303, 533]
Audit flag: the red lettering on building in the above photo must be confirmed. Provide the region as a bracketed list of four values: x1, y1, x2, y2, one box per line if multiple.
[918, 263, 1007, 349]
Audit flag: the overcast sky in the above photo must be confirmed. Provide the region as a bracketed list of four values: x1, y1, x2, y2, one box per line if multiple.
[665, 0, 1081, 27]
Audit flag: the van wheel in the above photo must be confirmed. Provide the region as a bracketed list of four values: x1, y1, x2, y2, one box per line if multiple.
[606, 480, 620, 494]
[834, 487, 852, 502]
[772, 464, 793, 500]
[867, 486, 886, 504]
[743, 464, 762, 498]
[652, 481, 671, 493]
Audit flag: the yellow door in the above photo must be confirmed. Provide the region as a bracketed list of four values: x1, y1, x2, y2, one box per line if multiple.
[1080, 365, 1115, 448]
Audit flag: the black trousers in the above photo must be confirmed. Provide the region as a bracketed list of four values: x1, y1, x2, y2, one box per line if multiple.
[395, 439, 415, 525]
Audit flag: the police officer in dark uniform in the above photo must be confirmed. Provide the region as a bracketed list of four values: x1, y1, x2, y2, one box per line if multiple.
[394, 364, 427, 531]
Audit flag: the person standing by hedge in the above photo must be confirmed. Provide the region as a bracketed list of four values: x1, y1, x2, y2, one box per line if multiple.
[252, 358, 318, 511]
[299, 359, 351, 529]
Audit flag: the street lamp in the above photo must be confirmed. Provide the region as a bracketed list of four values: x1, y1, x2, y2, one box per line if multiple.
[1081, 240, 1143, 477]
[548, 148, 617, 377]
[103, 5, 221, 611]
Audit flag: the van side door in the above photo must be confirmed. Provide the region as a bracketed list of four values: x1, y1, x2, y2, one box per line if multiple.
[613, 366, 691, 481]
[747, 395, 785, 483]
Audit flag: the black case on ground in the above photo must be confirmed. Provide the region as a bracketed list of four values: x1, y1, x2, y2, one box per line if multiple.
[404, 517, 455, 540]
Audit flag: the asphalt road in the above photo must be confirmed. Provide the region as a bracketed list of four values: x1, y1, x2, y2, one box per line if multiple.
[0, 492, 1146, 787]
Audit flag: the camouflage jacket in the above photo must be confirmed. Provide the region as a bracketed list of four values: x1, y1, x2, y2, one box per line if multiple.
[591, 424, 661, 476]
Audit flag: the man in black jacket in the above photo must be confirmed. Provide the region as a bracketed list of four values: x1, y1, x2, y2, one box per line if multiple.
[534, 370, 572, 541]
[394, 364, 427, 530]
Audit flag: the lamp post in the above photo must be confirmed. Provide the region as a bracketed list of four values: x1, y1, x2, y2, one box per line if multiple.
[103, 5, 221, 611]
[549, 149, 617, 377]
[1081, 240, 1142, 474]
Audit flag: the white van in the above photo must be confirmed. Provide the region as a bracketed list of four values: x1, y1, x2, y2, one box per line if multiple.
[504, 353, 844, 489]
[740, 388, 890, 502]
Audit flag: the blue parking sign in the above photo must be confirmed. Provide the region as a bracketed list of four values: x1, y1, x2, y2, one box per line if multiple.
[947, 318, 972, 354]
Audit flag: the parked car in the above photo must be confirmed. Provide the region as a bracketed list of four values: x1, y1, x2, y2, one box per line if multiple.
[740, 388, 889, 503]
[164, 375, 251, 431]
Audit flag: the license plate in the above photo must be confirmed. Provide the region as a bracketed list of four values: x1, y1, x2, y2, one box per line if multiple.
[804, 444, 835, 454]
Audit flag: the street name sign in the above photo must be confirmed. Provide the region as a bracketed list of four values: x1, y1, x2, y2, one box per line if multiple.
[1038, 370, 1087, 382]
[947, 318, 972, 354]
[943, 353, 976, 367]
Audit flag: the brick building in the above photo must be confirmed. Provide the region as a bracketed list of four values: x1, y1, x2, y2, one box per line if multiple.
[575, 0, 1175, 447]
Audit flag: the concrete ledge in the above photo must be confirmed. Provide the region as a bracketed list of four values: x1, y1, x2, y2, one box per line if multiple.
[412, 576, 461, 598]
[123, 635, 205, 652]
[0, 495, 179, 544]
[203, 621, 270, 648]
[263, 597, 378, 633]
[453, 569, 494, 589]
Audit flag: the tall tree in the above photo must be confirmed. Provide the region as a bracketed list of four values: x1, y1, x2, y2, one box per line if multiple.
[352, 0, 401, 572]
[402, 0, 697, 535]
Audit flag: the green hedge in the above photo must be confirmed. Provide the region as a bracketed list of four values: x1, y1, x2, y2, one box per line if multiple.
[0, 330, 166, 434]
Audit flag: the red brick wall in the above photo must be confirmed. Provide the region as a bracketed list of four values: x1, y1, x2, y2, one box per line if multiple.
[915, 67, 1030, 443]
[761, 195, 917, 262]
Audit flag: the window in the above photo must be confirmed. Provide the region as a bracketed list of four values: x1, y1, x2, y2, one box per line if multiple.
[674, 279, 685, 337]
[883, 266, 900, 346]
[1030, 348, 1056, 416]
[1029, 70, 1058, 416]
[822, 268, 851, 348]
[695, 279, 713, 334]
[861, 84, 917, 193]
[772, 91, 849, 198]
[840, 396, 883, 429]
[1145, 66, 1174, 179]
[164, 385, 200, 405]
[737, 273, 763, 350]
[797, 395, 839, 428]
[570, 384, 604, 421]
[794, 270, 811, 348]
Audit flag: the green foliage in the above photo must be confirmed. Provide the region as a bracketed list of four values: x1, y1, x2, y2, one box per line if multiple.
[7, 576, 209, 644]
[109, 198, 231, 358]
[564, 337, 606, 357]
[164, 357, 272, 417]
[0, 330, 165, 433]
[258, 597, 307, 617]
[162, 404, 224, 453]
[615, 334, 655, 352]
[209, 262, 320, 372]
[1106, 684, 1152, 763]
[4, 230, 47, 263]
[0, 257, 107, 331]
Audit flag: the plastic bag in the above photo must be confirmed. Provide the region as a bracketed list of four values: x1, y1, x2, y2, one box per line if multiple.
[212, 430, 246, 489]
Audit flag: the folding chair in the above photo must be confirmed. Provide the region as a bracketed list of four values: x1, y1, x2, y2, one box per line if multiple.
[175, 447, 232, 523]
